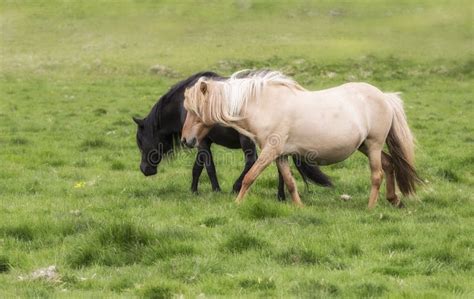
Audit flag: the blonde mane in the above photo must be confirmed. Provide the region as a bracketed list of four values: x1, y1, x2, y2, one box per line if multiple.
[184, 70, 304, 128]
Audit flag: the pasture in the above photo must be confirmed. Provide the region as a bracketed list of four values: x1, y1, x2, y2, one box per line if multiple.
[0, 1, 473, 298]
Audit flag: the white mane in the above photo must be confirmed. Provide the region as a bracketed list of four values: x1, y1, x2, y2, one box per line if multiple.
[220, 70, 304, 118]
[183, 69, 305, 140]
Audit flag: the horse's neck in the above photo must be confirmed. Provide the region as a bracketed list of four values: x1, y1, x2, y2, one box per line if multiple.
[156, 93, 185, 136]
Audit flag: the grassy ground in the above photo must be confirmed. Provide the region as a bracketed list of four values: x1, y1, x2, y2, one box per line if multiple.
[1, 1, 473, 298]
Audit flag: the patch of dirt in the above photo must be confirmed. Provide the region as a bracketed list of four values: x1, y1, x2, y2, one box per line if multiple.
[19, 265, 61, 283]
[149, 64, 180, 77]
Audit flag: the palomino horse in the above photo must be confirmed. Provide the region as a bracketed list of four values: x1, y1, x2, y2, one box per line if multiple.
[181, 70, 422, 209]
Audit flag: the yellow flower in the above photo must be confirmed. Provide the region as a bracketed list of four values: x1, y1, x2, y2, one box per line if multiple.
[74, 181, 86, 189]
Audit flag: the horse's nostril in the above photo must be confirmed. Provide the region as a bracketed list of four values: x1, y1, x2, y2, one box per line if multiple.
[181, 137, 186, 145]
[182, 137, 196, 148]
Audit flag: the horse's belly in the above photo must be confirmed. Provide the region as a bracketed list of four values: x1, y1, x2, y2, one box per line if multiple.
[307, 146, 359, 165]
[287, 124, 366, 165]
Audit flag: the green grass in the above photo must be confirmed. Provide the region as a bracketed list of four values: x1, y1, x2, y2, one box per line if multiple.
[1, 0, 473, 297]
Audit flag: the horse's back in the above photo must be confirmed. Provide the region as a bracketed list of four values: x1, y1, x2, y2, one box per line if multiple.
[261, 82, 394, 163]
[307, 82, 393, 123]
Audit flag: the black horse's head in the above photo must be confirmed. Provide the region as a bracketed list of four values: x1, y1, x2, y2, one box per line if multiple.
[133, 71, 221, 177]
[133, 115, 173, 176]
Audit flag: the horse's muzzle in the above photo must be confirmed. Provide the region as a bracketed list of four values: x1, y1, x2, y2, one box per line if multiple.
[140, 163, 157, 176]
[181, 137, 197, 148]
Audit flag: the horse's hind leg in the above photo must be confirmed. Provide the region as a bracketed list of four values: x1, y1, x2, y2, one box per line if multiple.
[381, 152, 404, 208]
[276, 156, 303, 207]
[277, 167, 286, 201]
[359, 143, 384, 209]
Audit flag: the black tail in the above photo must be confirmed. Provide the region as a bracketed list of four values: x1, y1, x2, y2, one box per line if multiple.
[292, 156, 332, 187]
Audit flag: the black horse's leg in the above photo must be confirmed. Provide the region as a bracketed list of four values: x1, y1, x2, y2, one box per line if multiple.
[191, 148, 205, 193]
[201, 140, 221, 192]
[232, 135, 257, 193]
[292, 155, 309, 193]
[277, 166, 286, 201]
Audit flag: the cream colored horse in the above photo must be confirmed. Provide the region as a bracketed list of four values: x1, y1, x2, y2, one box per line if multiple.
[181, 70, 422, 208]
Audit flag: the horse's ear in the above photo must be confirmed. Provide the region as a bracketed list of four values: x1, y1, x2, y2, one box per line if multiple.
[200, 81, 208, 95]
[133, 117, 144, 126]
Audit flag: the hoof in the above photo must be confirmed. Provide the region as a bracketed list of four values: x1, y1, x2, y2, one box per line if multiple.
[277, 193, 286, 201]
[396, 201, 405, 209]
[388, 197, 404, 209]
[232, 181, 242, 192]
[212, 187, 222, 192]
[294, 202, 304, 208]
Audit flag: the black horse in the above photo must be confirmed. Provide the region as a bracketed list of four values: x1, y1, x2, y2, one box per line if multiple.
[133, 71, 332, 200]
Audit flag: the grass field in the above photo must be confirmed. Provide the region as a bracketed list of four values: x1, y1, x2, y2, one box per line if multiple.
[1, 1, 473, 298]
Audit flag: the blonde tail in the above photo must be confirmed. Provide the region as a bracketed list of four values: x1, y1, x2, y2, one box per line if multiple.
[385, 93, 423, 196]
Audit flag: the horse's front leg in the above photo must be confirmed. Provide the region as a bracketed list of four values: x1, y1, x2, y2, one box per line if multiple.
[235, 146, 277, 204]
[191, 151, 205, 193]
[201, 140, 221, 192]
[232, 135, 257, 193]
[276, 156, 303, 207]
[191, 139, 220, 193]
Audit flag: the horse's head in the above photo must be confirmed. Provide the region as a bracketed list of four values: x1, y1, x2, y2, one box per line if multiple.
[181, 111, 212, 148]
[181, 80, 213, 148]
[133, 116, 172, 176]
